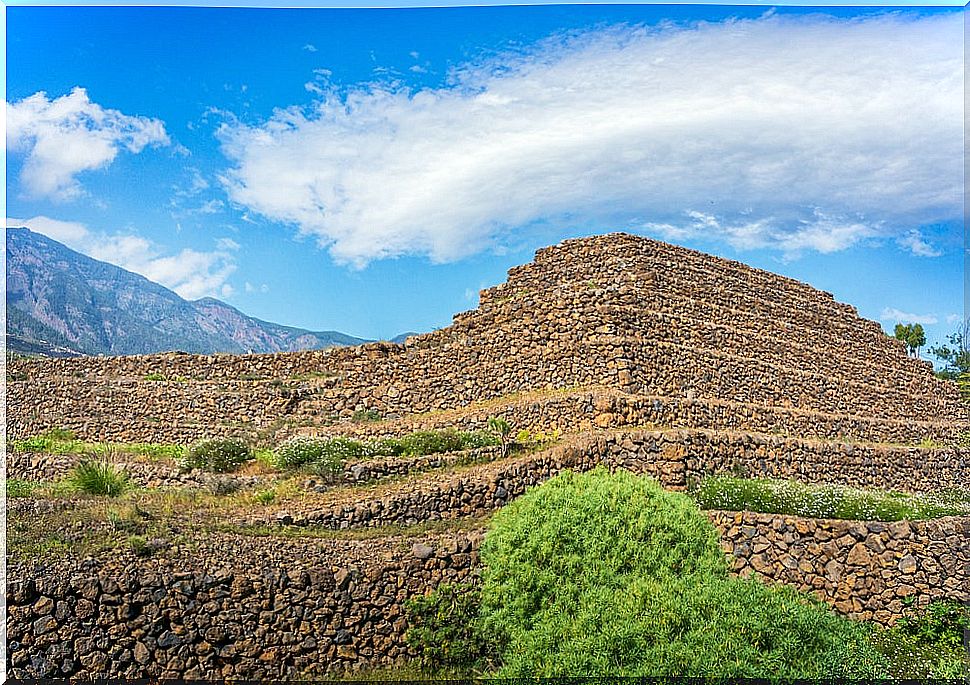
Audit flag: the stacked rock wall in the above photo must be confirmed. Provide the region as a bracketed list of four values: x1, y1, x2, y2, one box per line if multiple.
[7, 233, 966, 444]
[8, 512, 968, 680]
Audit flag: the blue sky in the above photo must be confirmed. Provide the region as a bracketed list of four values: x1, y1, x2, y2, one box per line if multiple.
[5, 3, 965, 354]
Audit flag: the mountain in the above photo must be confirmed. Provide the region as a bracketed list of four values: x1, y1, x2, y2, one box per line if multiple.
[5, 227, 370, 357]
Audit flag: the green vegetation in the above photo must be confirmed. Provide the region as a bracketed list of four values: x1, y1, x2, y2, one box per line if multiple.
[486, 417, 513, 457]
[272, 435, 362, 473]
[178, 438, 252, 473]
[6, 479, 40, 498]
[406, 583, 497, 673]
[871, 600, 970, 678]
[68, 459, 130, 497]
[351, 408, 383, 423]
[894, 322, 926, 358]
[408, 469, 889, 678]
[143, 372, 167, 381]
[271, 428, 500, 473]
[929, 319, 970, 380]
[11, 431, 186, 461]
[693, 476, 970, 521]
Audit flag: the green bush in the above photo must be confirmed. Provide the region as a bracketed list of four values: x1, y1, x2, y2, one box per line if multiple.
[273, 435, 366, 473]
[352, 408, 382, 423]
[693, 476, 969, 521]
[179, 438, 252, 473]
[370, 437, 405, 457]
[13, 427, 83, 454]
[471, 468, 888, 678]
[398, 429, 465, 456]
[6, 479, 39, 498]
[69, 459, 130, 497]
[406, 583, 497, 674]
[872, 600, 970, 678]
[458, 430, 500, 450]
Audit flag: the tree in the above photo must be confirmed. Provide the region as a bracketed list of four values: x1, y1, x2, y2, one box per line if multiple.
[929, 318, 970, 380]
[487, 416, 514, 457]
[894, 323, 926, 358]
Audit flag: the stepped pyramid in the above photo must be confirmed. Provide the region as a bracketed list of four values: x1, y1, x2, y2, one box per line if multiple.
[7, 233, 966, 445]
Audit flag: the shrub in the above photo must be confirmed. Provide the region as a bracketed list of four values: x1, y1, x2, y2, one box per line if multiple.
[273, 435, 367, 473]
[40, 427, 76, 441]
[254, 489, 276, 505]
[13, 427, 83, 454]
[473, 468, 888, 678]
[693, 476, 969, 521]
[398, 429, 465, 456]
[179, 438, 252, 473]
[6, 479, 38, 498]
[370, 437, 405, 457]
[69, 459, 130, 497]
[406, 583, 497, 675]
[872, 600, 970, 678]
[458, 430, 500, 450]
[352, 408, 383, 423]
[143, 372, 167, 381]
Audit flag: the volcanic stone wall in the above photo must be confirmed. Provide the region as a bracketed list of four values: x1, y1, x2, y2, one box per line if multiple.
[250, 432, 967, 532]
[8, 512, 968, 680]
[7, 233, 966, 444]
[5, 530, 483, 680]
[711, 511, 970, 625]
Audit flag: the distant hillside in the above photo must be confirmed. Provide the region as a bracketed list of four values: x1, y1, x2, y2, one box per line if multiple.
[5, 227, 369, 356]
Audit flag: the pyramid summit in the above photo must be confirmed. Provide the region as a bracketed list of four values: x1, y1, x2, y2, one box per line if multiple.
[8, 232, 966, 446]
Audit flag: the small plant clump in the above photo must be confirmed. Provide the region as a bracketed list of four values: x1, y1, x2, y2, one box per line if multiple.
[272, 436, 364, 475]
[351, 408, 383, 423]
[178, 438, 252, 473]
[6, 479, 39, 498]
[870, 600, 970, 678]
[693, 476, 970, 521]
[69, 459, 130, 497]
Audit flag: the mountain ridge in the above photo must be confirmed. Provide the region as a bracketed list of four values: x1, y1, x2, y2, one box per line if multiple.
[5, 227, 377, 356]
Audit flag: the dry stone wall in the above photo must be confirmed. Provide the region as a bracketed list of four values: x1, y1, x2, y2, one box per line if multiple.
[8, 511, 968, 680]
[261, 431, 966, 532]
[7, 234, 966, 446]
[5, 530, 482, 680]
[711, 511, 970, 625]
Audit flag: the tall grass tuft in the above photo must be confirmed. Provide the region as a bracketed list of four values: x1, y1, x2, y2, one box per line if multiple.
[69, 459, 130, 497]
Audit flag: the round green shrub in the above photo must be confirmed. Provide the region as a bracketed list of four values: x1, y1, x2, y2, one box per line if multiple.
[179, 438, 252, 473]
[475, 468, 889, 678]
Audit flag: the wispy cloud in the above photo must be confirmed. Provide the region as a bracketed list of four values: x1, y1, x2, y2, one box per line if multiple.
[879, 307, 938, 325]
[303, 44, 318, 52]
[642, 209, 879, 258]
[897, 228, 943, 257]
[219, 13, 961, 267]
[7, 216, 236, 300]
[6, 87, 169, 201]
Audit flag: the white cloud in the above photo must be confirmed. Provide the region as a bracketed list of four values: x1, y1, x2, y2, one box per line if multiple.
[6, 87, 169, 201]
[303, 44, 318, 52]
[946, 313, 963, 325]
[7, 216, 236, 300]
[643, 208, 879, 258]
[897, 228, 943, 257]
[244, 281, 270, 293]
[219, 13, 961, 266]
[879, 307, 938, 325]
